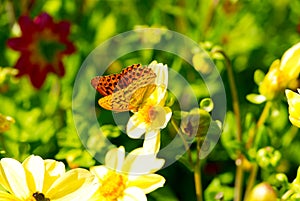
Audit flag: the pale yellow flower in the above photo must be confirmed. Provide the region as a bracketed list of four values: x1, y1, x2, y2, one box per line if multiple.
[0, 155, 98, 201]
[127, 61, 172, 154]
[259, 42, 300, 100]
[280, 42, 300, 80]
[89, 146, 165, 201]
[286, 89, 300, 128]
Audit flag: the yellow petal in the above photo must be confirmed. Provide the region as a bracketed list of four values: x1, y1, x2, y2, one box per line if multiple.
[0, 158, 29, 199]
[259, 60, 282, 100]
[43, 159, 66, 193]
[0, 191, 19, 201]
[289, 116, 300, 128]
[128, 174, 165, 194]
[22, 155, 45, 193]
[105, 146, 125, 171]
[121, 187, 147, 201]
[286, 89, 300, 127]
[46, 168, 98, 201]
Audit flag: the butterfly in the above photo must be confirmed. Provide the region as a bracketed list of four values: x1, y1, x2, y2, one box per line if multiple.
[91, 64, 157, 112]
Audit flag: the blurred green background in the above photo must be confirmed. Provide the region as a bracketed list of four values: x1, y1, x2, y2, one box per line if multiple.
[1, 0, 300, 200]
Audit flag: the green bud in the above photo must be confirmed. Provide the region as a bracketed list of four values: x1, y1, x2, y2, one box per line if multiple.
[256, 147, 281, 169]
[180, 108, 211, 137]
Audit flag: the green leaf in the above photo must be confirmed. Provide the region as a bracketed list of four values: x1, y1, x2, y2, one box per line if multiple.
[204, 176, 234, 201]
[246, 93, 266, 104]
[254, 69, 266, 86]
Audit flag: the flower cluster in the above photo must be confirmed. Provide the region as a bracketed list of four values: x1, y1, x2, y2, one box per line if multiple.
[0, 61, 170, 201]
[0, 147, 166, 201]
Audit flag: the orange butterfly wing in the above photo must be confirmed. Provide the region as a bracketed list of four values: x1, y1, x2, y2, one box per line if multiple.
[92, 64, 156, 111]
[91, 64, 141, 96]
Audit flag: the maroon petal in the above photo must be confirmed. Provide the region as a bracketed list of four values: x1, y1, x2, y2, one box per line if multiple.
[34, 12, 54, 30]
[7, 37, 31, 51]
[14, 54, 33, 76]
[55, 21, 71, 38]
[29, 65, 48, 88]
[55, 60, 65, 76]
[62, 41, 76, 54]
[18, 15, 35, 33]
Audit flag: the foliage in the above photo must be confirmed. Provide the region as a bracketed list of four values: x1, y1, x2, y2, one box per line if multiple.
[1, 0, 300, 201]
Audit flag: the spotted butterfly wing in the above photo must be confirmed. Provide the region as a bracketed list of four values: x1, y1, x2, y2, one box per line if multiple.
[98, 84, 156, 112]
[91, 64, 156, 111]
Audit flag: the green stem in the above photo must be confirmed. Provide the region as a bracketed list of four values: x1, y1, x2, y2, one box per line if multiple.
[281, 189, 293, 200]
[203, 0, 220, 37]
[6, 0, 16, 28]
[171, 119, 203, 201]
[214, 49, 244, 201]
[194, 138, 203, 201]
[243, 101, 272, 198]
[171, 119, 193, 165]
[246, 101, 272, 148]
[243, 164, 258, 200]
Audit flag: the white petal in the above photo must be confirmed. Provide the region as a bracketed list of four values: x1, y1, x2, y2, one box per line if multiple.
[122, 146, 165, 174]
[0, 158, 29, 199]
[143, 130, 161, 154]
[148, 86, 167, 105]
[148, 61, 168, 88]
[105, 146, 125, 171]
[90, 166, 109, 180]
[22, 155, 45, 193]
[119, 187, 147, 201]
[161, 107, 172, 128]
[127, 115, 147, 139]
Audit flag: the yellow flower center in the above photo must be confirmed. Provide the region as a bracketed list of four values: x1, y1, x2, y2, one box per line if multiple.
[99, 171, 127, 201]
[26, 192, 50, 201]
[137, 104, 153, 124]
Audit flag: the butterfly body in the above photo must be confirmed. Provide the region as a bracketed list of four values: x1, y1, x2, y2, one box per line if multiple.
[91, 64, 156, 112]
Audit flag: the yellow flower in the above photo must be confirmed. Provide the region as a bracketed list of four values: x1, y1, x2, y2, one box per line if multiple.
[259, 42, 300, 100]
[89, 146, 165, 201]
[127, 61, 172, 154]
[286, 89, 300, 128]
[0, 155, 98, 201]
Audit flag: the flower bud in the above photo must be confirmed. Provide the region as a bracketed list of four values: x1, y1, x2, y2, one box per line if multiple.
[246, 182, 277, 201]
[256, 147, 281, 169]
[0, 114, 14, 133]
[180, 108, 211, 137]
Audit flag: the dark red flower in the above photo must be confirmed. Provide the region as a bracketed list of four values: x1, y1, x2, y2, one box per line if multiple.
[7, 12, 76, 88]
